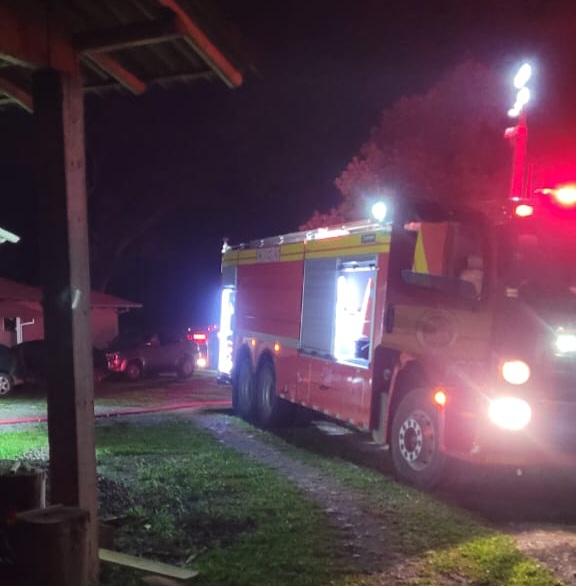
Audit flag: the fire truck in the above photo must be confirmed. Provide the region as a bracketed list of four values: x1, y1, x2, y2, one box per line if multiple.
[218, 189, 576, 488]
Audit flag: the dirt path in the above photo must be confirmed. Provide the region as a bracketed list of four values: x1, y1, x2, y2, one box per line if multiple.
[190, 411, 429, 585]
[189, 411, 576, 586]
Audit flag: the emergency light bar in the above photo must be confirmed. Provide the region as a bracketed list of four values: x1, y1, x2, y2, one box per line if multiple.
[511, 184, 576, 219]
[226, 219, 390, 251]
[544, 186, 576, 207]
[535, 186, 576, 205]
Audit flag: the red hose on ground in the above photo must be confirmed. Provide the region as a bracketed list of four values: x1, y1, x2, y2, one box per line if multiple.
[0, 400, 231, 426]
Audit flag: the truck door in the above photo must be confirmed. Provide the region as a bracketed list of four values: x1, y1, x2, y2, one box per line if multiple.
[381, 216, 492, 362]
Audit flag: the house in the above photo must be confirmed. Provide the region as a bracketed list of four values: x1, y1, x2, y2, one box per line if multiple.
[0, 277, 142, 348]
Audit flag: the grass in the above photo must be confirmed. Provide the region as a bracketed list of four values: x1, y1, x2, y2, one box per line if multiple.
[97, 420, 346, 586]
[300, 455, 557, 585]
[0, 417, 561, 586]
[0, 426, 48, 459]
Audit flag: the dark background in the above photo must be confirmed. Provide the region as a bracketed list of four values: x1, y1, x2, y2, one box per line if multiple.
[1, 0, 575, 332]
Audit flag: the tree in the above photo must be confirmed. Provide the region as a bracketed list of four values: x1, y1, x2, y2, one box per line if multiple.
[301, 60, 512, 229]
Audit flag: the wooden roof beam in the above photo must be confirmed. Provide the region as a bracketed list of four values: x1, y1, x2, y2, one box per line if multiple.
[0, 3, 78, 74]
[0, 76, 33, 112]
[83, 53, 146, 95]
[74, 13, 179, 54]
[86, 69, 212, 93]
[157, 0, 242, 88]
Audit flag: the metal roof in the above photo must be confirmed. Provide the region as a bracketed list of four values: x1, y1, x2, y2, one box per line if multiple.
[0, 0, 245, 111]
[0, 300, 40, 320]
[90, 290, 142, 309]
[0, 277, 142, 308]
[0, 277, 39, 301]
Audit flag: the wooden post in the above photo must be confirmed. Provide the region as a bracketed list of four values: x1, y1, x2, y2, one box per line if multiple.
[12, 506, 89, 586]
[33, 68, 99, 585]
[0, 468, 46, 524]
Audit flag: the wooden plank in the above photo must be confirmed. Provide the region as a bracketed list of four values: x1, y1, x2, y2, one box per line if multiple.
[99, 548, 199, 580]
[157, 0, 242, 88]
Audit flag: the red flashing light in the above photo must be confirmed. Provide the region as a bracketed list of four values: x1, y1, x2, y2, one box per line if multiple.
[554, 186, 576, 207]
[514, 203, 534, 218]
[193, 332, 207, 344]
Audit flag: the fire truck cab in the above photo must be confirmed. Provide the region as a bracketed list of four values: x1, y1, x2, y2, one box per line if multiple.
[219, 192, 576, 488]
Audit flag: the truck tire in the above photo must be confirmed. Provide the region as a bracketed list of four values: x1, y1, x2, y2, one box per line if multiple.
[0, 372, 13, 396]
[233, 357, 256, 421]
[390, 389, 447, 490]
[255, 359, 293, 428]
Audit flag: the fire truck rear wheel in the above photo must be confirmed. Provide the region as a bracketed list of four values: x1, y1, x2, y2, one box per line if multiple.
[233, 358, 256, 421]
[390, 389, 447, 490]
[256, 359, 292, 428]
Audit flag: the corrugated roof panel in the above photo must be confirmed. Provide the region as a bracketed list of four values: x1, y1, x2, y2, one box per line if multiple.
[0, 0, 246, 109]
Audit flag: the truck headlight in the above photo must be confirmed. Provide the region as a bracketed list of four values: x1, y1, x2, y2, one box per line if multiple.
[488, 397, 532, 431]
[555, 332, 576, 354]
[501, 360, 530, 385]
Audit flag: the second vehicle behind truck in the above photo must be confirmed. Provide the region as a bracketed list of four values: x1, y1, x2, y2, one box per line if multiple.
[106, 331, 198, 381]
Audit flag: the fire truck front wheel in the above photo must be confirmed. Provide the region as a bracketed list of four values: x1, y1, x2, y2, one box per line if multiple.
[390, 389, 447, 490]
[255, 359, 293, 428]
[233, 357, 257, 421]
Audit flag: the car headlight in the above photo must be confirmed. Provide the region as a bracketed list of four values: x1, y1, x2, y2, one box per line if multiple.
[196, 357, 207, 368]
[488, 397, 532, 431]
[501, 360, 530, 385]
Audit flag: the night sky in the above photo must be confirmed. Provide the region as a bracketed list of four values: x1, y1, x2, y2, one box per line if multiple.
[1, 0, 576, 332]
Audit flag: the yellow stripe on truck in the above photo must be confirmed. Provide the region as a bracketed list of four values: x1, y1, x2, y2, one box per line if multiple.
[413, 230, 429, 273]
[223, 233, 391, 266]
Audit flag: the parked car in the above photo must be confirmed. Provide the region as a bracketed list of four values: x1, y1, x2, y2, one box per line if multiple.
[0, 343, 22, 397]
[106, 330, 199, 381]
[14, 340, 109, 387]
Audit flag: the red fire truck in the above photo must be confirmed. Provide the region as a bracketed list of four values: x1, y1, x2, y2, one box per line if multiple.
[218, 189, 576, 488]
